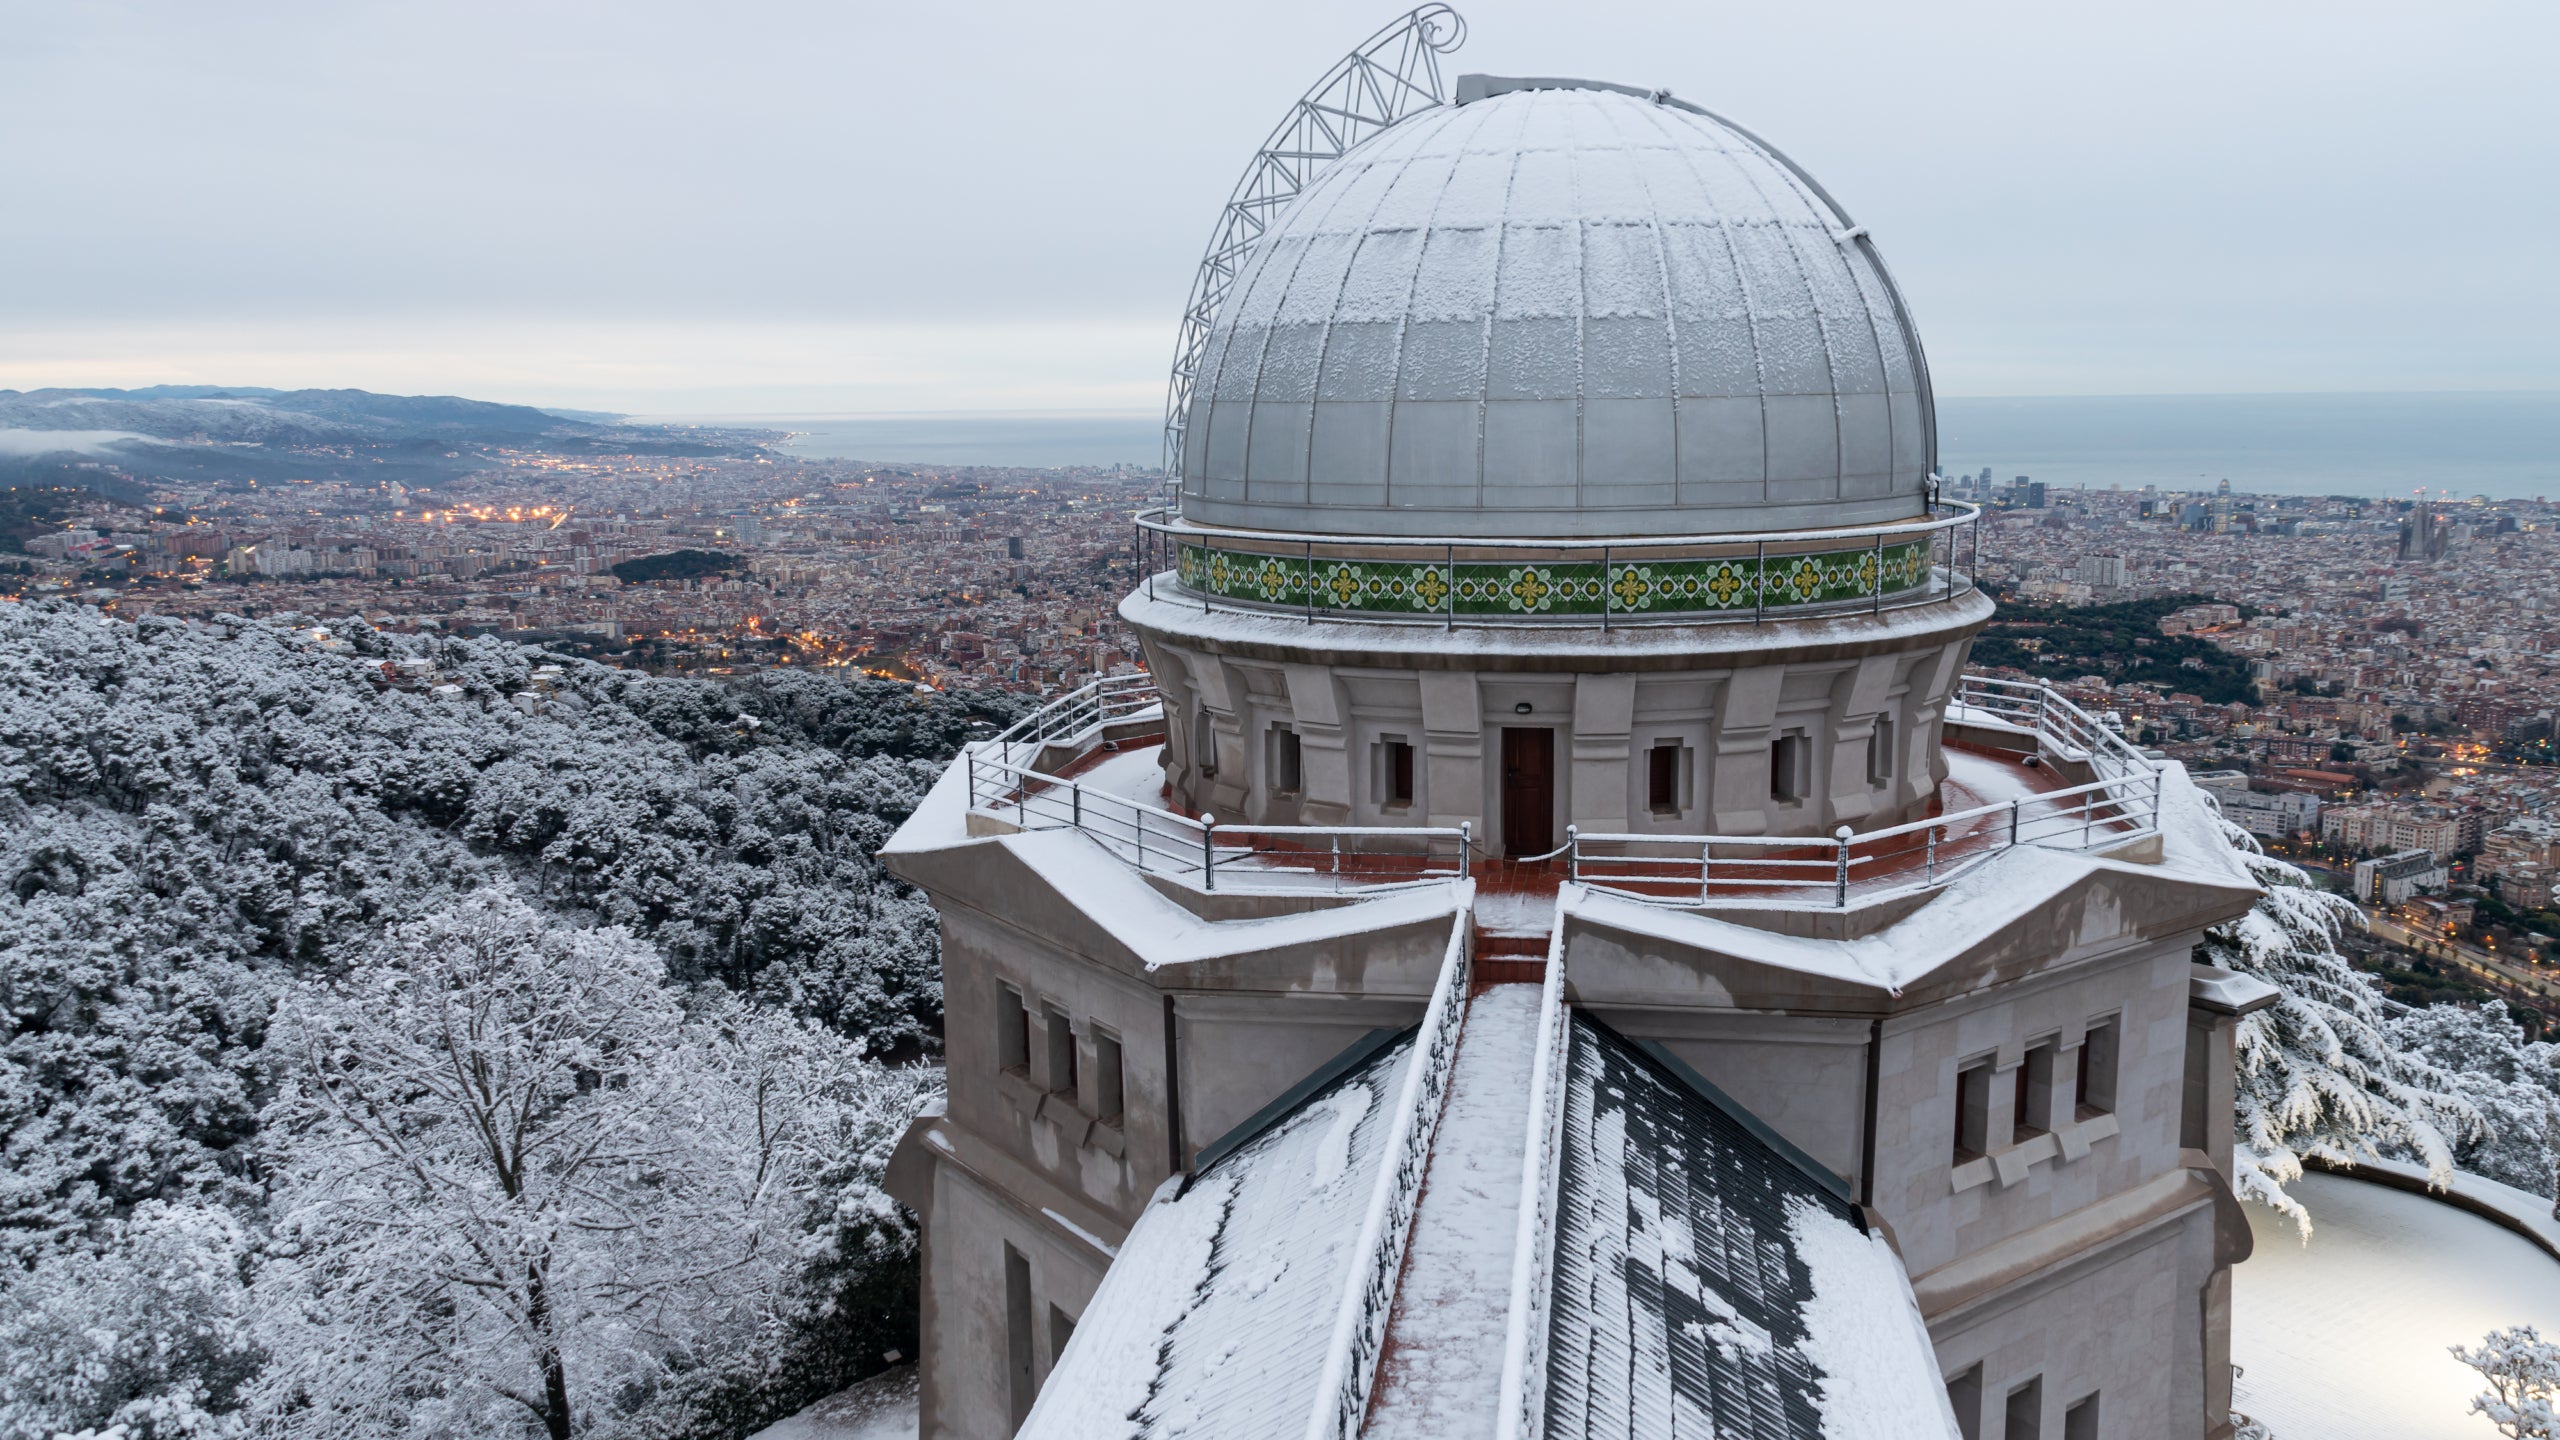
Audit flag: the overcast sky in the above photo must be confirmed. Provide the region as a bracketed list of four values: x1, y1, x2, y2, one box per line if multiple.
[2, 0, 2553, 414]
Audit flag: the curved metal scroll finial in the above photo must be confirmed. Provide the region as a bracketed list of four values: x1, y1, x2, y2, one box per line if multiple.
[1159, 6, 1467, 488]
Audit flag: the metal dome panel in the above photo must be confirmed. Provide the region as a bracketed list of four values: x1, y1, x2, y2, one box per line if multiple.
[1179, 78, 1936, 539]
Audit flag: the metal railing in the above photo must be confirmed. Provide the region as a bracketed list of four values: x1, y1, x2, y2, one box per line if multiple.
[967, 677, 1470, 894]
[1307, 911, 1471, 1440]
[1568, 680, 2167, 910]
[986, 671, 1163, 769]
[1493, 914, 1573, 1440]
[1132, 502, 1983, 630]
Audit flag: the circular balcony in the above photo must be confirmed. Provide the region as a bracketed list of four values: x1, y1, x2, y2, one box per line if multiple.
[1132, 502, 1983, 628]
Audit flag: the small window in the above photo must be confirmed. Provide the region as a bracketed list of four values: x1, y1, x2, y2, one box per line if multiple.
[2064, 1393, 2100, 1440]
[1380, 736, 1415, 808]
[1946, 1365, 1983, 1440]
[1043, 1005, 1076, 1095]
[1867, 713, 1897, 786]
[2078, 1019, 2120, 1119]
[1771, 732, 1809, 804]
[2016, 1042, 2058, 1142]
[1955, 1059, 1993, 1161]
[1005, 1244, 1036, 1427]
[1272, 726, 1303, 795]
[2006, 1377, 2043, 1440]
[1093, 1028, 1126, 1125]
[1648, 742, 1681, 814]
[998, 985, 1030, 1075]
[1049, 1302, 1078, 1369]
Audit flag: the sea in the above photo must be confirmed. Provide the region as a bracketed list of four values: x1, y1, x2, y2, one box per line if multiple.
[686, 392, 2560, 501]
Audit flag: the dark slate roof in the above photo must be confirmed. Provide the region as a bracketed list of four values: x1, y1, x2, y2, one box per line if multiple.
[1544, 1014, 1866, 1440]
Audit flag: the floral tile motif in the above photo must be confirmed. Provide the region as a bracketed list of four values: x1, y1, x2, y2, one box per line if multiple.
[1172, 540, 1935, 620]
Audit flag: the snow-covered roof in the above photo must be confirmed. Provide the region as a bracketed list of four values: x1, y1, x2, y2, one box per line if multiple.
[1544, 1015, 1955, 1439]
[1018, 994, 1954, 1439]
[1017, 1035, 1413, 1440]
[1179, 80, 1933, 540]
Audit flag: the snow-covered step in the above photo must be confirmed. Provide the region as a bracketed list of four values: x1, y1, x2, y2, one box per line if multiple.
[1363, 984, 1544, 1440]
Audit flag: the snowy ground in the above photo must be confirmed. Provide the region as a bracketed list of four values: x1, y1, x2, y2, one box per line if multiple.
[2233, 1172, 2560, 1438]
[1067, 743, 1169, 808]
[1938, 746, 2051, 811]
[746, 1367, 917, 1440]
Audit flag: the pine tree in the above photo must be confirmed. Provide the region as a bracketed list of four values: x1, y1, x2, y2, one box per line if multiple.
[2199, 816, 2483, 1233]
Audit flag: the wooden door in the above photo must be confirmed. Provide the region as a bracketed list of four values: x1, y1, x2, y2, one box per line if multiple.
[1501, 727, 1555, 857]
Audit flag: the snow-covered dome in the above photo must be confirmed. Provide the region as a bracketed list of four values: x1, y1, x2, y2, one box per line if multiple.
[1178, 78, 1936, 539]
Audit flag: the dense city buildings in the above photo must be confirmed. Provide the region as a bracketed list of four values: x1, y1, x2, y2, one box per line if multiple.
[6, 454, 1157, 694]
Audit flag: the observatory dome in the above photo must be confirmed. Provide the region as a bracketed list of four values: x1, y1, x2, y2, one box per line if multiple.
[1178, 78, 1936, 539]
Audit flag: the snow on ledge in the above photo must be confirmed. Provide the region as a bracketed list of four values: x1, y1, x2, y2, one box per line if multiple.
[1004, 828, 1472, 971]
[1787, 1200, 1964, 1439]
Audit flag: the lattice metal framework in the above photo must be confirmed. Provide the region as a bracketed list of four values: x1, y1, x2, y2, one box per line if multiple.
[1159, 5, 1467, 479]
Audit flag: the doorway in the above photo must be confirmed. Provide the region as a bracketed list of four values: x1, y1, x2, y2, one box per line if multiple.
[1501, 727, 1555, 857]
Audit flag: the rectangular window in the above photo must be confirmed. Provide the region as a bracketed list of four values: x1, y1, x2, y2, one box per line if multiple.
[1005, 1244, 1036, 1427]
[1272, 726, 1302, 794]
[1093, 1028, 1125, 1125]
[998, 984, 1030, 1075]
[1049, 1302, 1078, 1370]
[2016, 1041, 2057, 1142]
[1043, 1005, 1076, 1096]
[1868, 713, 1897, 786]
[2078, 1019, 2120, 1119]
[2064, 1393, 2100, 1440]
[1649, 742, 1681, 814]
[2006, 1377, 2043, 1440]
[1946, 1365, 1982, 1440]
[1955, 1059, 1993, 1161]
[1381, 736, 1415, 807]
[1771, 732, 1809, 804]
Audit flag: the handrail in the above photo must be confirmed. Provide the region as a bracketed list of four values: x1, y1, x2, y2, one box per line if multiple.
[1306, 911, 1473, 1440]
[1139, 501, 1981, 553]
[1493, 907, 1573, 1440]
[965, 674, 2162, 911]
[1568, 680, 2168, 911]
[967, 746, 1472, 895]
[1134, 503, 1982, 629]
[988, 672, 1162, 769]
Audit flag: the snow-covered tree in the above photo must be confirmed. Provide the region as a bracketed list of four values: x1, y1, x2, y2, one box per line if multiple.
[246, 889, 934, 1439]
[2387, 1002, 2560, 1201]
[2200, 818, 2482, 1232]
[0, 1200, 262, 1440]
[2455, 1325, 2560, 1439]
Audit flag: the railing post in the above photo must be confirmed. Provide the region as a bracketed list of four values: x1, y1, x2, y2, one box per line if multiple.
[1445, 544, 1455, 631]
[1872, 532, 1885, 614]
[1701, 839, 1713, 904]
[1460, 820, 1473, 874]
[1753, 540, 1766, 624]
[1072, 782, 1082, 831]
[1600, 545, 1611, 633]
[1202, 814, 1216, 891]
[2011, 797, 2022, 847]
[1925, 823, 1937, 883]
[1565, 824, 1578, 881]
[1134, 808, 1146, 872]
[1305, 540, 1315, 624]
[1834, 825, 1853, 908]
[967, 749, 977, 808]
